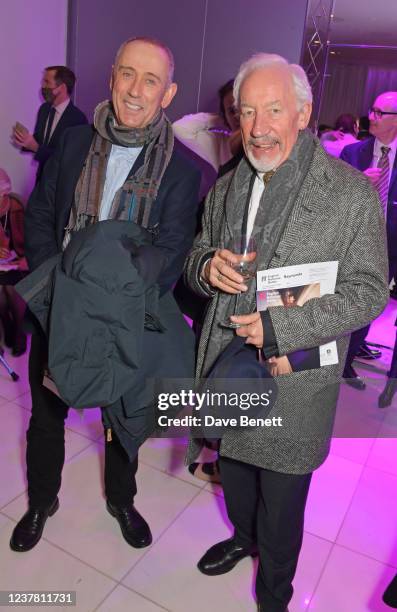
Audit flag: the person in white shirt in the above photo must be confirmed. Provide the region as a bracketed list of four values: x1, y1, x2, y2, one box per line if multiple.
[321, 113, 359, 158]
[173, 79, 241, 172]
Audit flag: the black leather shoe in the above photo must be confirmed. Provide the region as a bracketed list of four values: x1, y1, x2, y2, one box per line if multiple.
[356, 342, 382, 360]
[197, 537, 257, 576]
[383, 573, 397, 607]
[343, 364, 366, 390]
[258, 607, 289, 612]
[378, 379, 397, 408]
[106, 501, 152, 548]
[9, 498, 59, 552]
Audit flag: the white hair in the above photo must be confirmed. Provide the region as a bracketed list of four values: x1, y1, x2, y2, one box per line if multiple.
[233, 53, 312, 111]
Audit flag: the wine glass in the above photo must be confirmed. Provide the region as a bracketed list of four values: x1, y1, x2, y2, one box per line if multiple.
[219, 235, 257, 329]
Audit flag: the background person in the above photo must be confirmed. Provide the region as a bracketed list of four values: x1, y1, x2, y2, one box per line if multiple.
[0, 168, 28, 356]
[173, 79, 241, 172]
[320, 113, 359, 158]
[341, 92, 397, 390]
[12, 66, 88, 183]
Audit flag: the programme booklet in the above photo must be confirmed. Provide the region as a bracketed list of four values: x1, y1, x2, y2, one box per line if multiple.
[256, 261, 339, 370]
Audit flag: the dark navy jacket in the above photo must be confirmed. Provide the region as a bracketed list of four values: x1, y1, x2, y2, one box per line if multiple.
[32, 101, 88, 182]
[25, 124, 201, 293]
[341, 136, 397, 257]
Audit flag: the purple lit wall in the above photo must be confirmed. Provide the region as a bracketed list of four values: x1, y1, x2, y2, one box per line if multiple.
[67, 0, 308, 123]
[0, 0, 309, 197]
[0, 0, 68, 198]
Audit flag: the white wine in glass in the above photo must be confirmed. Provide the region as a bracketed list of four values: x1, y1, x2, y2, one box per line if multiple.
[219, 235, 257, 329]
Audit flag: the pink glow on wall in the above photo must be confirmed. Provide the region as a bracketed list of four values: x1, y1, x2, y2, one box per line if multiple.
[0, 0, 68, 199]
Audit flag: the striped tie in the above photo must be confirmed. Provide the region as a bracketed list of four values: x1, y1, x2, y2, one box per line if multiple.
[377, 146, 390, 216]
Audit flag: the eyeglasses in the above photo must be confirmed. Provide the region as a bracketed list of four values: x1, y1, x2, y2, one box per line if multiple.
[368, 108, 397, 119]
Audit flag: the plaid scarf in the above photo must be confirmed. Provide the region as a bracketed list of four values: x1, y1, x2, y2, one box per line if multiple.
[64, 100, 174, 246]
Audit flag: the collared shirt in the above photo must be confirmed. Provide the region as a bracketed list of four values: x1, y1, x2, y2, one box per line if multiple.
[99, 144, 143, 221]
[44, 98, 70, 140]
[372, 135, 397, 186]
[199, 171, 265, 287]
[246, 173, 265, 239]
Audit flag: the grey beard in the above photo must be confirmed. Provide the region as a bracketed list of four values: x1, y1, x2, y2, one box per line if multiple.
[246, 149, 282, 172]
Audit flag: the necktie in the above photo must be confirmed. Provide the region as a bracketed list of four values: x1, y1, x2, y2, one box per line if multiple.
[376, 146, 390, 216]
[43, 107, 56, 145]
[263, 170, 275, 184]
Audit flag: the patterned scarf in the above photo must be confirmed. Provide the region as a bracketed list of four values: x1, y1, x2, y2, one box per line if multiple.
[64, 100, 174, 245]
[211, 129, 316, 356]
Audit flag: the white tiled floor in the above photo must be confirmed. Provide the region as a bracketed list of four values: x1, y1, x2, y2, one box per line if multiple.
[0, 300, 396, 611]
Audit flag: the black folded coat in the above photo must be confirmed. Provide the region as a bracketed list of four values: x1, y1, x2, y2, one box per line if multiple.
[194, 336, 278, 439]
[16, 220, 196, 459]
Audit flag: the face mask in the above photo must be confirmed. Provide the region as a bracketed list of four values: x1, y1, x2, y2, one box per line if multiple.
[41, 87, 57, 103]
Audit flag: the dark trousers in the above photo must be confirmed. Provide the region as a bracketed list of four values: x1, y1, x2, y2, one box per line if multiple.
[219, 456, 312, 612]
[389, 256, 397, 285]
[344, 324, 371, 369]
[345, 258, 395, 371]
[388, 327, 397, 379]
[26, 331, 137, 508]
[387, 260, 397, 379]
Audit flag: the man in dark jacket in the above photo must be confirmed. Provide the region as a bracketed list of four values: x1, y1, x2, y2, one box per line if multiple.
[12, 65, 88, 182]
[10, 37, 200, 553]
[340, 91, 397, 390]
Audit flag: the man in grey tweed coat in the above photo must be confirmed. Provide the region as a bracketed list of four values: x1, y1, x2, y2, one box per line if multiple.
[184, 53, 389, 612]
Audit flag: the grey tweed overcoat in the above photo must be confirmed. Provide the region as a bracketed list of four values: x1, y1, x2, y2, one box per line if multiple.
[185, 139, 389, 474]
